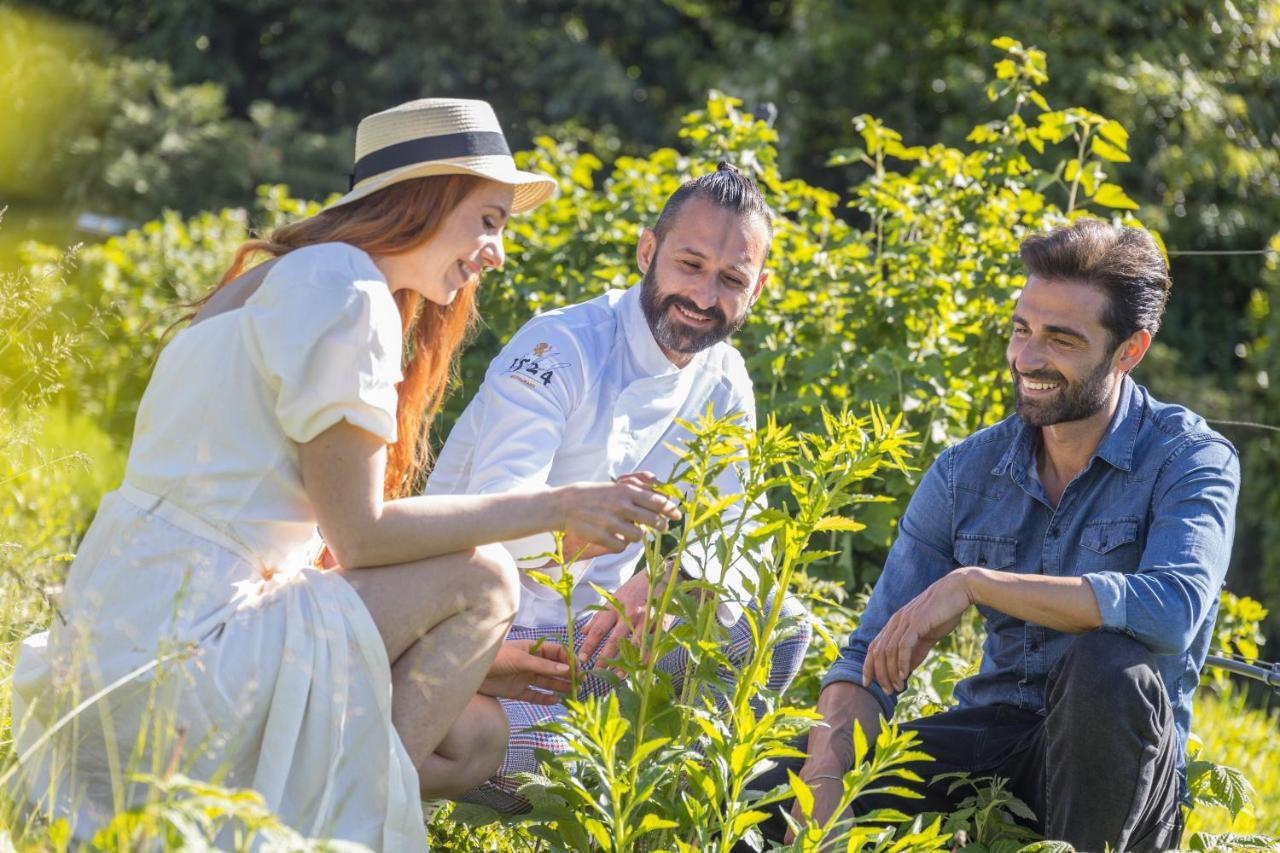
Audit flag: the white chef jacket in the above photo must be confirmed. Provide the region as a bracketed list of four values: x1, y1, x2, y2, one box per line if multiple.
[426, 283, 760, 628]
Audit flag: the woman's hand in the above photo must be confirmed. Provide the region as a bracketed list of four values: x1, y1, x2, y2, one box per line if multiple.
[478, 640, 574, 705]
[554, 472, 681, 556]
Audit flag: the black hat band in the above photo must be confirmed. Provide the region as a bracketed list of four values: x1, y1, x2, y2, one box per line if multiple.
[349, 131, 512, 190]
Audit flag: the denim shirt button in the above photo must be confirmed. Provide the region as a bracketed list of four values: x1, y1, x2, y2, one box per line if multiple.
[1049, 527, 1060, 537]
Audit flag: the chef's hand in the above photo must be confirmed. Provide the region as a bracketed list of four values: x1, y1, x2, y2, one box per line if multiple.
[576, 561, 680, 665]
[478, 640, 573, 704]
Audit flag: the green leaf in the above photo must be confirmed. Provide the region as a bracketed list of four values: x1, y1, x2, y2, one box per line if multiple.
[584, 817, 613, 850]
[1091, 182, 1140, 210]
[730, 809, 772, 837]
[46, 818, 71, 852]
[852, 719, 869, 766]
[636, 812, 678, 834]
[1090, 135, 1130, 163]
[1005, 796, 1038, 821]
[1187, 832, 1280, 852]
[1207, 762, 1254, 818]
[812, 515, 866, 533]
[787, 769, 814, 818]
[827, 146, 866, 167]
[691, 492, 744, 528]
[1097, 119, 1130, 148]
[631, 736, 672, 766]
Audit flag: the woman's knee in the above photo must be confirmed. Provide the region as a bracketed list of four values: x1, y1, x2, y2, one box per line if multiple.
[465, 544, 520, 623]
[778, 594, 813, 644]
[726, 593, 811, 688]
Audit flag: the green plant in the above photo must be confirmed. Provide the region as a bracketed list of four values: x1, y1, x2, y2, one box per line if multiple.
[510, 405, 916, 852]
[89, 773, 365, 852]
[926, 773, 1042, 852]
[1187, 832, 1280, 852]
[782, 724, 952, 853]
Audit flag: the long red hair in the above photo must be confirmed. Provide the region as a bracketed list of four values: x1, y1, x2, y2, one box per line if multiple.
[207, 175, 485, 498]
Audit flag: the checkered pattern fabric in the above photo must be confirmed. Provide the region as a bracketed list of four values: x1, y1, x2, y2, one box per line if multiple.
[458, 592, 811, 814]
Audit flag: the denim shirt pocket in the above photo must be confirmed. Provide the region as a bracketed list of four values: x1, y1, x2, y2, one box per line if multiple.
[955, 533, 1018, 629]
[954, 533, 1018, 571]
[1078, 516, 1141, 572]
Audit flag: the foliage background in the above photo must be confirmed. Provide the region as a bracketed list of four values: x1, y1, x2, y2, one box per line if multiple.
[2, 0, 1279, 849]
[4, 0, 1278, 637]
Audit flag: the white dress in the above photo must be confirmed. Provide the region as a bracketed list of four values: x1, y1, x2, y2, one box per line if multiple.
[10, 243, 427, 850]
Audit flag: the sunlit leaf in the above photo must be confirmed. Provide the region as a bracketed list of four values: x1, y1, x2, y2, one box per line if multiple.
[1092, 182, 1140, 209]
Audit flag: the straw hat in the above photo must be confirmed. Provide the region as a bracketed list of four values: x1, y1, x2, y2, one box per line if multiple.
[322, 98, 557, 214]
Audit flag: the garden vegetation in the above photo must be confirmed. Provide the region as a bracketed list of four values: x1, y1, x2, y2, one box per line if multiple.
[2, 31, 1279, 852]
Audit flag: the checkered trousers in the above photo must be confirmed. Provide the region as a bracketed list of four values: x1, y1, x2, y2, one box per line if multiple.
[458, 592, 812, 814]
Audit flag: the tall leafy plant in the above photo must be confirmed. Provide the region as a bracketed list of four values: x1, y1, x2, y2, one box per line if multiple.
[515, 405, 918, 852]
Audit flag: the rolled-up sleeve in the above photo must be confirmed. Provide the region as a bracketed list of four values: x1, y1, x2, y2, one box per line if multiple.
[821, 449, 959, 718]
[1083, 437, 1239, 656]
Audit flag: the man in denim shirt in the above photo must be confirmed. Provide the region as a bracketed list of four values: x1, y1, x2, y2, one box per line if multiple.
[754, 219, 1239, 851]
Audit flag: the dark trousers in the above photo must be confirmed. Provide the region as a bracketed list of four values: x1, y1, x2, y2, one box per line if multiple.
[746, 631, 1182, 852]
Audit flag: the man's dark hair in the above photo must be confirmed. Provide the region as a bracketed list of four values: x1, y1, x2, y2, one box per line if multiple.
[653, 162, 774, 258]
[1019, 218, 1172, 346]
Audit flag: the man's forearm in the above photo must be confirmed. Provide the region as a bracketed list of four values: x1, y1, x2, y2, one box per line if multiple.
[961, 567, 1102, 634]
[802, 681, 885, 774]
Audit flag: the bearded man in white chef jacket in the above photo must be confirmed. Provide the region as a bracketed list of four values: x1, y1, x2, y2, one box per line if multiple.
[426, 162, 812, 812]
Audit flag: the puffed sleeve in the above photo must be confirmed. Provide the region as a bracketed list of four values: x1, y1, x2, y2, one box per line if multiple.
[242, 245, 404, 445]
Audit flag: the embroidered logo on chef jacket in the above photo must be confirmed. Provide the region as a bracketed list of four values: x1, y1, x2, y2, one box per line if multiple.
[502, 342, 571, 389]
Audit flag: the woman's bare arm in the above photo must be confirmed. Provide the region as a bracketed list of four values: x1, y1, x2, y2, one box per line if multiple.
[299, 421, 678, 569]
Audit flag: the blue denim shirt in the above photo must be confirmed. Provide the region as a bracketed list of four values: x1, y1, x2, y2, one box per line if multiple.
[823, 378, 1240, 784]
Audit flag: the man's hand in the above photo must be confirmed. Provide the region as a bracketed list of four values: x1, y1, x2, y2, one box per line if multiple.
[478, 640, 573, 704]
[576, 568, 667, 665]
[785, 682, 884, 843]
[863, 569, 973, 694]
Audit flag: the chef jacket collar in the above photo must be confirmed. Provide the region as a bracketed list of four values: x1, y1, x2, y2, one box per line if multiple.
[620, 284, 705, 377]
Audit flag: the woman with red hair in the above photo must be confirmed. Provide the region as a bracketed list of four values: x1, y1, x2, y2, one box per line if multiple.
[10, 99, 677, 850]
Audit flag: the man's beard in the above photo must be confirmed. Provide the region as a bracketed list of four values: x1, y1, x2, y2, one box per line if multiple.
[1011, 354, 1115, 427]
[639, 265, 747, 355]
